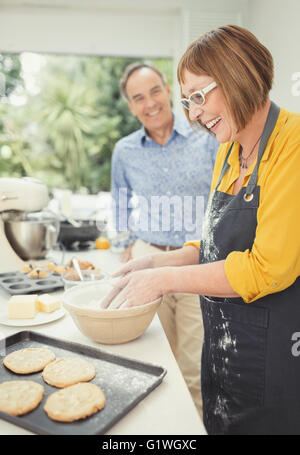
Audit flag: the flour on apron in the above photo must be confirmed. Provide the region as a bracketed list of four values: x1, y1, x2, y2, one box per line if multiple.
[219, 308, 237, 353]
[214, 395, 230, 423]
[201, 192, 226, 262]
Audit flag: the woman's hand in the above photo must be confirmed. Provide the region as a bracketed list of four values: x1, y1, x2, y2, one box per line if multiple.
[119, 245, 133, 263]
[112, 254, 154, 277]
[100, 267, 173, 309]
[114, 245, 198, 280]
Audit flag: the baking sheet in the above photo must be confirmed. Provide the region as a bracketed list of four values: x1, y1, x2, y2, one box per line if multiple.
[0, 330, 167, 435]
[0, 271, 64, 295]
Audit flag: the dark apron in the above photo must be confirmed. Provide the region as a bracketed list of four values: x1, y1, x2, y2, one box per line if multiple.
[200, 102, 300, 435]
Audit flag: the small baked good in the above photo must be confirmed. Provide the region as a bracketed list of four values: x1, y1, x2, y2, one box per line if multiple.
[45, 262, 57, 272]
[28, 267, 48, 279]
[22, 263, 35, 274]
[3, 347, 56, 374]
[66, 258, 96, 270]
[42, 357, 96, 388]
[53, 265, 69, 275]
[0, 380, 44, 416]
[78, 260, 95, 270]
[64, 269, 80, 281]
[44, 382, 105, 422]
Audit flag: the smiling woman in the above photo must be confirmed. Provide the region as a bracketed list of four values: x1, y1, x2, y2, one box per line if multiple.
[107, 24, 300, 436]
[180, 71, 233, 143]
[177, 25, 273, 134]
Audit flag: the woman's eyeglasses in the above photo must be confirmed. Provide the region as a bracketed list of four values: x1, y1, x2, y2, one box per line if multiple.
[180, 82, 217, 110]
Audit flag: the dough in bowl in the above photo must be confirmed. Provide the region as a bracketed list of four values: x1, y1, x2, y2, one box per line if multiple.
[0, 380, 44, 416]
[44, 382, 105, 422]
[42, 357, 96, 388]
[3, 347, 56, 374]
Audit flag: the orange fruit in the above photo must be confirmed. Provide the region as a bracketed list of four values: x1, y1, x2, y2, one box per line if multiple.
[95, 237, 110, 250]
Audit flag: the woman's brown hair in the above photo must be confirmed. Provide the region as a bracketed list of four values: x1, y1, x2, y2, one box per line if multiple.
[177, 25, 274, 132]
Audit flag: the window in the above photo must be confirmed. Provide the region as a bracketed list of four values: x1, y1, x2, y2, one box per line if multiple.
[0, 53, 173, 193]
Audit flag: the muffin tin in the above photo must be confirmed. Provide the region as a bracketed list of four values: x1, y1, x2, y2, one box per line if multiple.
[0, 271, 64, 295]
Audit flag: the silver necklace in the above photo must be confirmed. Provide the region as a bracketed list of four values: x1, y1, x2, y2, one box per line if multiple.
[239, 135, 262, 169]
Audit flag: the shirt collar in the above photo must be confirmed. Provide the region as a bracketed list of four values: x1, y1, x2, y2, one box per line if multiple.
[173, 113, 190, 138]
[139, 127, 148, 145]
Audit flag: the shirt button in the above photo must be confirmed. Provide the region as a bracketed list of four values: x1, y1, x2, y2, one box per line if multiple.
[272, 282, 277, 287]
[163, 168, 168, 172]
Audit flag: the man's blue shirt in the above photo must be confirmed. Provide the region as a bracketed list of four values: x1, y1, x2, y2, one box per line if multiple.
[111, 113, 219, 247]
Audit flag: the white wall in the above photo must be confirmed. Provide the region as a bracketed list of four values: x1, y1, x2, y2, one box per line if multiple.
[0, 0, 246, 114]
[0, 0, 246, 57]
[0, 5, 177, 57]
[246, 0, 300, 111]
[0, 0, 298, 112]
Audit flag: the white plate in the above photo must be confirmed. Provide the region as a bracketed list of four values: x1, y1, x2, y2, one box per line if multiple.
[0, 307, 65, 327]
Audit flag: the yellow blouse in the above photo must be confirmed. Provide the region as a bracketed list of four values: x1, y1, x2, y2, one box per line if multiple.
[185, 107, 300, 303]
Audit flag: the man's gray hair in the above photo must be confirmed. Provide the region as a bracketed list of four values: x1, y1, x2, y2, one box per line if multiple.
[120, 61, 167, 101]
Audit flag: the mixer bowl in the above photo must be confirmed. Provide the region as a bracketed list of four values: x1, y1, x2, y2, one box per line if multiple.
[4, 214, 60, 260]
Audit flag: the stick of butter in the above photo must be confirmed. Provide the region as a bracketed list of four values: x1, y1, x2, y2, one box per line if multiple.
[8, 295, 38, 319]
[36, 294, 61, 313]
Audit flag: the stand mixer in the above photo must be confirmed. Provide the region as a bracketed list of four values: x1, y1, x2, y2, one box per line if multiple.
[0, 177, 55, 273]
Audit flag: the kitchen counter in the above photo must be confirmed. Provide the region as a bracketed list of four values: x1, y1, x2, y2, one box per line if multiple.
[0, 248, 206, 436]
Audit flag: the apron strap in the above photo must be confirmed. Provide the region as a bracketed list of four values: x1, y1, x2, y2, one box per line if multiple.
[215, 143, 234, 190]
[245, 101, 281, 196]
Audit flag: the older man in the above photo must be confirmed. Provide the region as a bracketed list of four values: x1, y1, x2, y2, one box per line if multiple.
[110, 62, 218, 417]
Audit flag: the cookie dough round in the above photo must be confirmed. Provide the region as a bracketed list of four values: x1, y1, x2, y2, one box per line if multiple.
[42, 357, 96, 388]
[44, 382, 105, 422]
[3, 348, 56, 374]
[0, 380, 44, 416]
